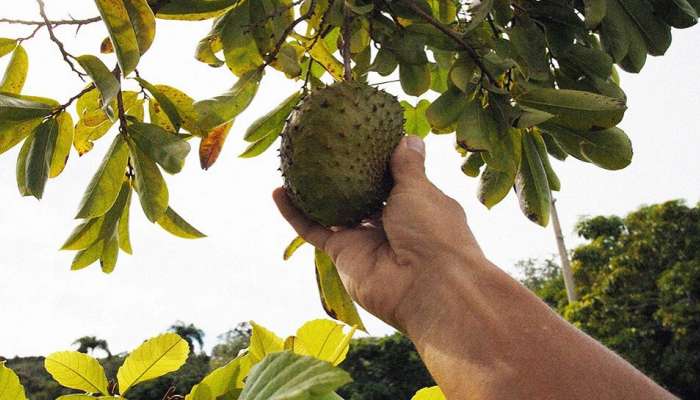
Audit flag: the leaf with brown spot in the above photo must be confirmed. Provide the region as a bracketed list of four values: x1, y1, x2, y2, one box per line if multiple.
[199, 121, 233, 170]
[100, 37, 114, 54]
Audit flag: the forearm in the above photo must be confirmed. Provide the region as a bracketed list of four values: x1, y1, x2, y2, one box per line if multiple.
[398, 253, 676, 400]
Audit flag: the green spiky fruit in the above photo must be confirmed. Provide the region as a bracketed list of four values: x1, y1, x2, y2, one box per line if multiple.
[280, 81, 405, 227]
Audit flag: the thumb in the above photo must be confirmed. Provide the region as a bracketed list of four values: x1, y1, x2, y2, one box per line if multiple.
[390, 135, 427, 186]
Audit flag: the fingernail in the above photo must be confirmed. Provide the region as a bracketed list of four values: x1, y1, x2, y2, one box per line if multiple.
[405, 135, 425, 157]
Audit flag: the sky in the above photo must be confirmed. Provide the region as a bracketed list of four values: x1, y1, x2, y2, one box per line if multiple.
[0, 1, 698, 358]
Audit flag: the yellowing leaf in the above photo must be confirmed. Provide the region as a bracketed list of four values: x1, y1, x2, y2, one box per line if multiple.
[128, 122, 190, 174]
[123, 0, 156, 55]
[283, 236, 306, 260]
[118, 185, 133, 254]
[0, 362, 27, 400]
[221, 2, 265, 77]
[71, 239, 105, 271]
[117, 333, 189, 395]
[49, 112, 74, 178]
[411, 386, 446, 400]
[95, 0, 140, 75]
[153, 0, 239, 20]
[306, 38, 345, 81]
[149, 85, 201, 135]
[0, 38, 17, 58]
[248, 321, 284, 364]
[402, 100, 431, 138]
[0, 45, 28, 94]
[292, 320, 355, 365]
[44, 351, 109, 395]
[238, 129, 279, 158]
[0, 93, 53, 122]
[314, 249, 366, 331]
[0, 118, 41, 155]
[76, 55, 121, 112]
[157, 207, 206, 239]
[75, 135, 129, 219]
[244, 92, 300, 142]
[199, 121, 233, 170]
[193, 70, 262, 132]
[186, 354, 252, 400]
[129, 139, 169, 222]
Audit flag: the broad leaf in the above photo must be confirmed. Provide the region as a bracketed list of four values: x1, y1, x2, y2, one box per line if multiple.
[0, 362, 27, 400]
[291, 320, 355, 366]
[0, 93, 53, 122]
[76, 55, 120, 112]
[283, 236, 306, 260]
[314, 249, 366, 331]
[248, 322, 284, 364]
[49, 112, 74, 178]
[25, 117, 60, 199]
[153, 0, 239, 21]
[135, 78, 182, 131]
[128, 122, 191, 174]
[44, 351, 109, 395]
[515, 133, 551, 226]
[157, 207, 206, 239]
[244, 92, 300, 142]
[117, 333, 189, 394]
[583, 0, 607, 28]
[16, 135, 33, 196]
[0, 44, 28, 94]
[517, 88, 626, 131]
[95, 0, 141, 75]
[118, 185, 133, 254]
[402, 100, 431, 138]
[426, 88, 466, 130]
[221, 1, 265, 76]
[186, 354, 252, 400]
[129, 139, 169, 222]
[0, 118, 41, 155]
[239, 352, 352, 400]
[123, 0, 156, 55]
[0, 38, 16, 58]
[76, 135, 130, 219]
[400, 63, 431, 97]
[194, 70, 262, 132]
[239, 128, 279, 158]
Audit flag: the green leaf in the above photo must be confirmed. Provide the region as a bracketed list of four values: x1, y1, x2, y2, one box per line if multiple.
[25, 117, 59, 199]
[516, 106, 553, 129]
[117, 333, 189, 394]
[248, 322, 284, 364]
[515, 133, 551, 226]
[239, 130, 280, 158]
[221, 1, 265, 77]
[49, 112, 74, 178]
[0, 362, 27, 400]
[128, 122, 191, 174]
[541, 123, 633, 170]
[283, 236, 306, 260]
[135, 77, 182, 131]
[583, 0, 607, 28]
[402, 100, 431, 138]
[55, 396, 116, 400]
[123, 0, 156, 55]
[95, 0, 141, 75]
[618, 0, 672, 56]
[477, 129, 522, 208]
[532, 132, 560, 191]
[76, 135, 130, 219]
[100, 231, 119, 273]
[508, 16, 550, 81]
[478, 166, 515, 209]
[71, 240, 105, 271]
[153, 0, 239, 20]
[0, 118, 41, 155]
[456, 99, 497, 153]
[194, 69, 262, 132]
[0, 93, 53, 122]
[147, 85, 201, 135]
[118, 185, 133, 254]
[129, 139, 169, 222]
[16, 135, 33, 197]
[62, 218, 105, 251]
[600, 0, 632, 63]
[186, 355, 252, 400]
[157, 207, 206, 239]
[449, 56, 476, 93]
[426, 87, 466, 130]
[44, 351, 109, 395]
[0, 44, 28, 94]
[291, 320, 355, 366]
[654, 0, 698, 28]
[411, 386, 446, 400]
[0, 38, 17, 58]
[76, 55, 120, 112]
[400, 63, 431, 97]
[245, 92, 300, 142]
[516, 88, 626, 131]
[314, 249, 366, 331]
[461, 152, 484, 177]
[239, 352, 352, 400]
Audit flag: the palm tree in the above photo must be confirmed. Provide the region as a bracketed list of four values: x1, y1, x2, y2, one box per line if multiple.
[169, 321, 205, 353]
[73, 336, 112, 358]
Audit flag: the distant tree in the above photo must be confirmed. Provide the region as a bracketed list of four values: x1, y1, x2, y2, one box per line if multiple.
[519, 200, 700, 398]
[338, 333, 435, 400]
[516, 257, 567, 308]
[168, 322, 205, 353]
[72, 336, 111, 358]
[210, 322, 252, 369]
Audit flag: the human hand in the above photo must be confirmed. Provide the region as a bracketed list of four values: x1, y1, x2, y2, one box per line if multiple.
[273, 136, 486, 331]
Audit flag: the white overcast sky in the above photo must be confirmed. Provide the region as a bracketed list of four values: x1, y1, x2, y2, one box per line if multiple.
[0, 1, 698, 358]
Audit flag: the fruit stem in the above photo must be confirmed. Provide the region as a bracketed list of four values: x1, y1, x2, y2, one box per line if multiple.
[341, 3, 353, 81]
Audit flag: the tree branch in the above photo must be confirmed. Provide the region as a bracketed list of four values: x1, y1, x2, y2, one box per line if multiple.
[263, 0, 317, 66]
[341, 4, 353, 81]
[35, 0, 87, 81]
[0, 16, 101, 26]
[403, 0, 496, 83]
[52, 84, 96, 116]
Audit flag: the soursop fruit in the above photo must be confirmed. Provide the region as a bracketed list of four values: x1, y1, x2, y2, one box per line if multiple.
[280, 81, 405, 227]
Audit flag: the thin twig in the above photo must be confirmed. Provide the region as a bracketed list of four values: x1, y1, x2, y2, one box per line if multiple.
[263, 0, 317, 66]
[341, 4, 353, 81]
[369, 79, 401, 86]
[0, 16, 101, 26]
[403, 0, 495, 82]
[36, 0, 87, 81]
[52, 84, 96, 116]
[17, 25, 42, 43]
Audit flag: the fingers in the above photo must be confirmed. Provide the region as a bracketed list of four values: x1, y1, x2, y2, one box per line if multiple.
[390, 136, 428, 187]
[272, 187, 332, 250]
